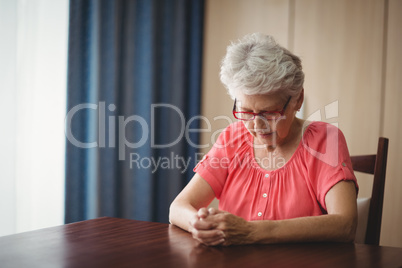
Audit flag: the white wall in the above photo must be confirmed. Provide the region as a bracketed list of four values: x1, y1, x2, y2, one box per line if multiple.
[0, 0, 18, 236]
[0, 0, 68, 236]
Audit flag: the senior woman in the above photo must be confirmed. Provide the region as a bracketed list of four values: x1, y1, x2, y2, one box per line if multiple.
[169, 33, 358, 246]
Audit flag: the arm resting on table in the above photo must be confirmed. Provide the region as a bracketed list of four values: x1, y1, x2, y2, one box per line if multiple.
[170, 175, 357, 245]
[169, 173, 216, 232]
[245, 181, 358, 244]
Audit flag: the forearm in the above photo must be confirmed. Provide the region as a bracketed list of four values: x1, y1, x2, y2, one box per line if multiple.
[169, 200, 198, 232]
[169, 174, 216, 232]
[249, 214, 356, 244]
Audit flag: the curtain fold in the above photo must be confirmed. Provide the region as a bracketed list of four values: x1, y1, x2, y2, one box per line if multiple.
[65, 0, 204, 223]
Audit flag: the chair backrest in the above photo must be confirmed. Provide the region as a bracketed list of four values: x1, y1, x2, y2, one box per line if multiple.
[351, 137, 389, 245]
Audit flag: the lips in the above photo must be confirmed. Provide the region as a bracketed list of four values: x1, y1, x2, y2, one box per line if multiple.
[257, 132, 275, 138]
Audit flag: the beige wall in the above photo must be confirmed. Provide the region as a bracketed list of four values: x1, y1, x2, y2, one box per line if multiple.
[201, 0, 402, 247]
[381, 0, 402, 248]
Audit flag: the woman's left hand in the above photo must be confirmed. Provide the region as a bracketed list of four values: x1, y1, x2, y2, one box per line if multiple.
[190, 208, 254, 246]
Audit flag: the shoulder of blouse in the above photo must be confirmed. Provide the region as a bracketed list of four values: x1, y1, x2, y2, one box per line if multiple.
[300, 121, 349, 164]
[302, 121, 342, 143]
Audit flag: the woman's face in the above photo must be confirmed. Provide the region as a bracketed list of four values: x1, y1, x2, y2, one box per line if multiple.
[234, 92, 301, 148]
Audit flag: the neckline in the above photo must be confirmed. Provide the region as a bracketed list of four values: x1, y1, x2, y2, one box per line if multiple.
[249, 121, 313, 173]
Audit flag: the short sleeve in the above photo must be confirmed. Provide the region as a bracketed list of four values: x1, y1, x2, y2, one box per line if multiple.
[302, 122, 358, 212]
[193, 122, 244, 199]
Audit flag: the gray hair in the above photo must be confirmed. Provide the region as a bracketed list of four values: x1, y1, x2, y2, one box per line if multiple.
[220, 33, 304, 99]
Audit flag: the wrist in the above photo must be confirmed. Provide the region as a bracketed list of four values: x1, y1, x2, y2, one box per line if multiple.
[247, 221, 259, 244]
[247, 220, 276, 244]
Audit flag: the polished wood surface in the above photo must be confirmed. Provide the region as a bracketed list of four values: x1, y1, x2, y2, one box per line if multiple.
[0, 217, 402, 268]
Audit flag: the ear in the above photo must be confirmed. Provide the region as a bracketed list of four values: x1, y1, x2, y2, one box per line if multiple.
[296, 88, 304, 110]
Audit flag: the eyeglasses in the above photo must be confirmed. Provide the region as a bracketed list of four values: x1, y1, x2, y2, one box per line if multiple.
[232, 96, 291, 121]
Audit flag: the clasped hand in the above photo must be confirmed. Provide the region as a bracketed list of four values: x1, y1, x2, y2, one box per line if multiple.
[188, 207, 253, 246]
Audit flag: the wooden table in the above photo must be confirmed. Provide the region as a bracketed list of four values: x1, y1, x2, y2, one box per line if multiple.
[0, 217, 401, 267]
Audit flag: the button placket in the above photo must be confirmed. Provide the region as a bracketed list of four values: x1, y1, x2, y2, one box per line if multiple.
[256, 172, 272, 219]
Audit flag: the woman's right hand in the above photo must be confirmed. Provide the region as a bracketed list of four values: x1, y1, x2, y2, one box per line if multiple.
[189, 208, 226, 246]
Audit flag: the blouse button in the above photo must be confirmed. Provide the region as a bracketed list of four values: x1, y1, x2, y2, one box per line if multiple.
[265, 174, 269, 178]
[263, 193, 267, 198]
[257, 212, 262, 217]
[342, 162, 346, 167]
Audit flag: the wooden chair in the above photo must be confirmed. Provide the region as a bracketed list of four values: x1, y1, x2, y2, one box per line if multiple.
[351, 137, 389, 245]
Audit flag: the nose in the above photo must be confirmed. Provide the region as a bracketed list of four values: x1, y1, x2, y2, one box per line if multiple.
[253, 116, 272, 132]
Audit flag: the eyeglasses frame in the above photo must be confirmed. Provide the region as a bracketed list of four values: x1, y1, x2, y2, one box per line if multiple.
[232, 96, 292, 121]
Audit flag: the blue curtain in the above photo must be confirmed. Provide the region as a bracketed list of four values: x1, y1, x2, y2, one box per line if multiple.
[65, 0, 204, 223]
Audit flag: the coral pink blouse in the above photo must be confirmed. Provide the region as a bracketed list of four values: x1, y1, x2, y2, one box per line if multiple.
[194, 121, 358, 221]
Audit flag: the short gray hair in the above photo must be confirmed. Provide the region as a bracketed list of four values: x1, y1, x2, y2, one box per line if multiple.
[220, 33, 304, 99]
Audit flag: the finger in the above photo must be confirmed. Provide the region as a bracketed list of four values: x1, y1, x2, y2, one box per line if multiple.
[204, 237, 225, 247]
[192, 229, 225, 242]
[189, 215, 211, 230]
[192, 218, 217, 230]
[192, 230, 225, 246]
[201, 230, 226, 246]
[194, 235, 223, 246]
[197, 208, 209, 219]
[189, 214, 200, 228]
[191, 212, 225, 230]
[208, 207, 218, 215]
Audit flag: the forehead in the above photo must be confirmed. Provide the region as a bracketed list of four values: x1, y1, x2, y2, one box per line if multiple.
[236, 93, 283, 110]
